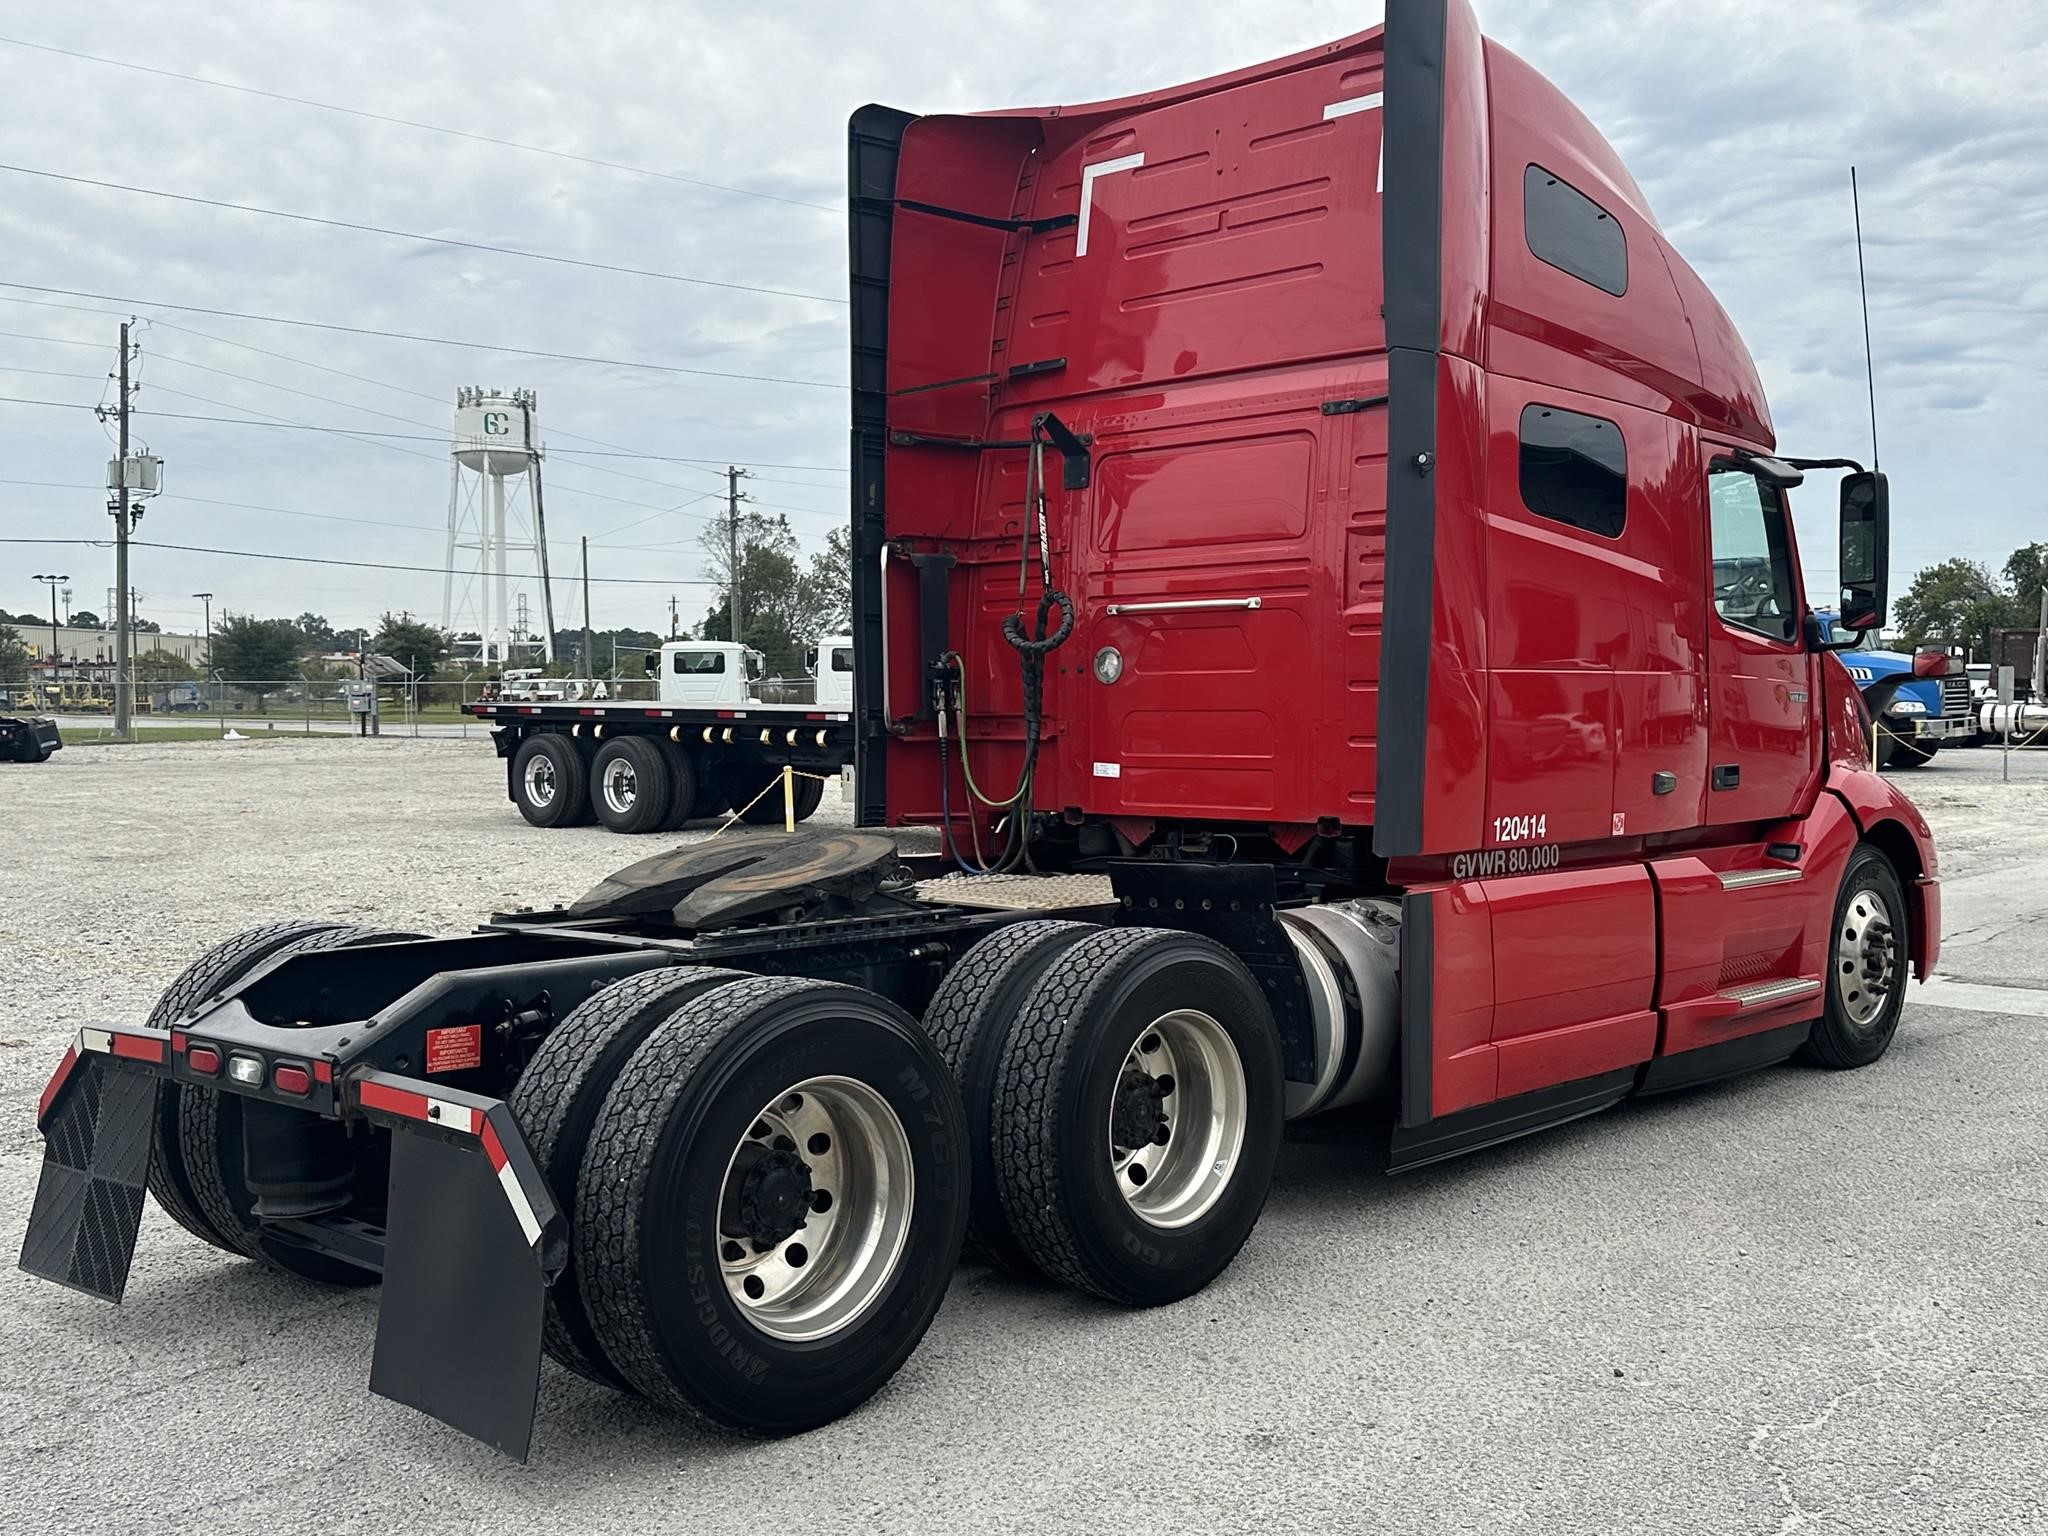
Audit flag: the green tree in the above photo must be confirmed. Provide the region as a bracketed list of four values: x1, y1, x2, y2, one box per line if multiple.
[296, 612, 338, 650]
[70, 609, 102, 629]
[2004, 543, 2048, 616]
[797, 525, 852, 638]
[1893, 558, 2024, 658]
[135, 647, 198, 683]
[0, 624, 27, 685]
[371, 612, 451, 678]
[209, 614, 304, 711]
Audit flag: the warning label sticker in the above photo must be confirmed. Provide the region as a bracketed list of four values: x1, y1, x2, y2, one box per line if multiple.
[425, 1024, 483, 1075]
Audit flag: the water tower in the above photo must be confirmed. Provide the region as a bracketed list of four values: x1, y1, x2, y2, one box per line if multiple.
[442, 386, 555, 665]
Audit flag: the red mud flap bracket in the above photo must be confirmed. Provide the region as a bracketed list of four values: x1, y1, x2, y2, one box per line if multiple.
[355, 1072, 566, 1461]
[18, 1027, 168, 1302]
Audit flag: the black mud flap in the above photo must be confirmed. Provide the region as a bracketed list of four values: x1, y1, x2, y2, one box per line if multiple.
[357, 1073, 566, 1462]
[19, 1045, 156, 1302]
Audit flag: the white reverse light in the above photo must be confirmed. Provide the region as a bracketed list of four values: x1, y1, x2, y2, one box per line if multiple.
[227, 1053, 264, 1086]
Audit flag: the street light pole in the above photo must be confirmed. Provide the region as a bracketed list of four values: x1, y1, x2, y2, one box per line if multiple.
[192, 592, 213, 669]
[32, 573, 68, 688]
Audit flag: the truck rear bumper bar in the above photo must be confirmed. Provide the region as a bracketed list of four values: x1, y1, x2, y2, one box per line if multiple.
[20, 1029, 567, 1461]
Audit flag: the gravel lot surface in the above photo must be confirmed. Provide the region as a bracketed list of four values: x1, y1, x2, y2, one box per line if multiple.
[2, 737, 2043, 1534]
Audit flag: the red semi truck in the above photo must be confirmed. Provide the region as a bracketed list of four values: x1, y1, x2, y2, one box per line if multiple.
[22, 0, 1937, 1461]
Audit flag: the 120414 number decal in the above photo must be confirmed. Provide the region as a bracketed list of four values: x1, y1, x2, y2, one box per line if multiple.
[1492, 812, 1548, 843]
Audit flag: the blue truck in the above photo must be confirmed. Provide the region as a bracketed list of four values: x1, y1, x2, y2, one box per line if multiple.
[1818, 611, 1970, 768]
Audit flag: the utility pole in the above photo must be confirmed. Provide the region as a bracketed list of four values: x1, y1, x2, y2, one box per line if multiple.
[112, 321, 133, 741]
[191, 593, 213, 670]
[32, 573, 67, 685]
[581, 536, 595, 680]
[727, 465, 750, 645]
[669, 592, 678, 641]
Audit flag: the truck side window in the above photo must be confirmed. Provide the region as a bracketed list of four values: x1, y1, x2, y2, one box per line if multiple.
[1524, 164, 1627, 296]
[1518, 405, 1626, 538]
[1707, 467, 1797, 642]
[830, 648, 853, 672]
[672, 651, 727, 675]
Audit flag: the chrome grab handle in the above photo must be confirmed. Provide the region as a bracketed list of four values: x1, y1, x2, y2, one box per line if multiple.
[877, 540, 892, 725]
[1103, 596, 1263, 616]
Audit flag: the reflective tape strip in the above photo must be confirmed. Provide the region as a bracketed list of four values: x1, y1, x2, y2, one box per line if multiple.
[479, 1118, 542, 1248]
[110, 1032, 167, 1064]
[38, 1045, 78, 1123]
[80, 1027, 112, 1055]
[359, 1077, 474, 1133]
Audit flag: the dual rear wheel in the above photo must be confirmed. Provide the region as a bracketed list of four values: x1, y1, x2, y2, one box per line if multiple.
[927, 924, 1286, 1305]
[510, 733, 819, 832]
[512, 970, 966, 1431]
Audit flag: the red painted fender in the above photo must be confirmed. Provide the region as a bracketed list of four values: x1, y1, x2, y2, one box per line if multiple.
[1827, 766, 1941, 979]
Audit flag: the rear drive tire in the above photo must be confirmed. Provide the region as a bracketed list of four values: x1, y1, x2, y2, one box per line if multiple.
[144, 920, 351, 1254]
[591, 736, 672, 834]
[576, 976, 968, 1432]
[1799, 846, 1909, 1070]
[657, 741, 702, 831]
[513, 735, 592, 828]
[991, 927, 1284, 1306]
[722, 766, 825, 826]
[922, 920, 1095, 1274]
[506, 965, 750, 1388]
[179, 926, 423, 1285]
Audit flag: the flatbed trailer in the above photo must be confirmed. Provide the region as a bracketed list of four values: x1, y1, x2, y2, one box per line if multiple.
[465, 637, 858, 833]
[23, 0, 1941, 1466]
[466, 697, 853, 832]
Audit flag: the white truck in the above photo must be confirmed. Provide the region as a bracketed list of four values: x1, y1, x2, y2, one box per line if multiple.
[467, 637, 855, 832]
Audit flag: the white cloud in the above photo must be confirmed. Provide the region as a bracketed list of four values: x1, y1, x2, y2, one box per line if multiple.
[0, 0, 2038, 637]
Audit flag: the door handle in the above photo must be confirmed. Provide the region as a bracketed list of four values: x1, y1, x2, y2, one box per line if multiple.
[1104, 596, 1264, 616]
[1711, 764, 1741, 791]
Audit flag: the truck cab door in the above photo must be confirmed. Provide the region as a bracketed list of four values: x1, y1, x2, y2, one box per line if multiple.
[1701, 453, 1818, 823]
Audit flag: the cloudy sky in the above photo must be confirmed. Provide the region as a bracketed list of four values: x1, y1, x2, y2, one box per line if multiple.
[1, 0, 2042, 646]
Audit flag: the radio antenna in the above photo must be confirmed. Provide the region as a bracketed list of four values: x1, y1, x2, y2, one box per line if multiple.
[1851, 165, 1880, 471]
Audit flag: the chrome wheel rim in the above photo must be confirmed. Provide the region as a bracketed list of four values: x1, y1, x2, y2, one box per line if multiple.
[523, 754, 556, 807]
[717, 1076, 914, 1342]
[1108, 1009, 1247, 1229]
[600, 757, 637, 815]
[1836, 883, 1899, 1028]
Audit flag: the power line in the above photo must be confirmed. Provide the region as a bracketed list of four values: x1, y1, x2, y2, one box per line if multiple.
[0, 301, 849, 495]
[0, 283, 845, 387]
[0, 163, 844, 305]
[0, 34, 838, 214]
[138, 316, 848, 479]
[0, 391, 819, 537]
[3, 535, 716, 586]
[0, 478, 751, 555]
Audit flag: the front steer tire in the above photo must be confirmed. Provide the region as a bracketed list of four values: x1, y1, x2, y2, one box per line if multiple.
[991, 927, 1285, 1307]
[506, 964, 751, 1388]
[575, 976, 968, 1433]
[1799, 845, 1910, 1070]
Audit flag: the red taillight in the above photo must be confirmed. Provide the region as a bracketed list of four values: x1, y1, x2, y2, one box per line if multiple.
[273, 1063, 312, 1096]
[187, 1044, 222, 1077]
